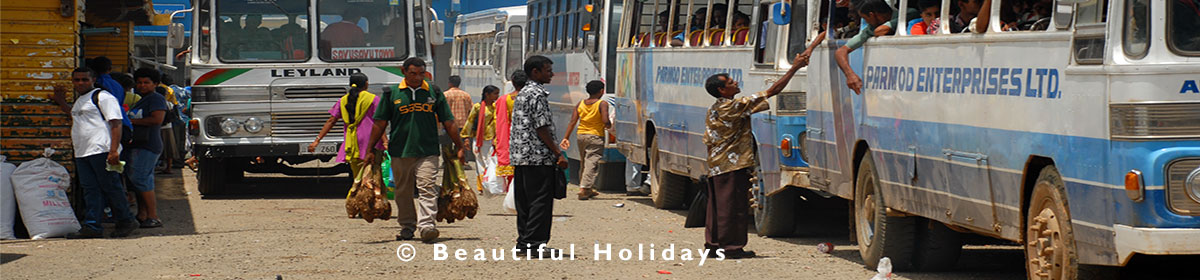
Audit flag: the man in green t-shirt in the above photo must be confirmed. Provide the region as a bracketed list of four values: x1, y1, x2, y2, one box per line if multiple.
[366, 57, 466, 243]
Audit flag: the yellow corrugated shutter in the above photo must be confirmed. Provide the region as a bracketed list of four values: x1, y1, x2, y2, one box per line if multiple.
[0, 0, 80, 169]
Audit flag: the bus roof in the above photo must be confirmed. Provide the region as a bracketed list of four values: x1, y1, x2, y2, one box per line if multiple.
[454, 6, 526, 36]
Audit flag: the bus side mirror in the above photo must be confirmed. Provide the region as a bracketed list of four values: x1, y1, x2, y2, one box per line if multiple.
[167, 23, 186, 49]
[430, 19, 446, 45]
[771, 2, 791, 25]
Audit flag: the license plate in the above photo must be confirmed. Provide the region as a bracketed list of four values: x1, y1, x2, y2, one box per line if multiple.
[300, 142, 340, 155]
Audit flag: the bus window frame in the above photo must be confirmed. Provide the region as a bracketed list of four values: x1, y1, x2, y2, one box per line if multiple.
[214, 0, 314, 64]
[1165, 0, 1200, 57]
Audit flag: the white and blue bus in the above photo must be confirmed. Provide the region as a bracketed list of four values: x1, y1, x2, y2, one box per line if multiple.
[450, 6, 527, 94]
[803, 0, 1200, 277]
[526, 0, 628, 188]
[177, 0, 444, 194]
[612, 0, 814, 228]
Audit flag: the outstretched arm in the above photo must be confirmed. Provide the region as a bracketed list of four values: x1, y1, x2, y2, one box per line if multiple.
[835, 46, 863, 94]
[764, 54, 810, 98]
[309, 115, 338, 152]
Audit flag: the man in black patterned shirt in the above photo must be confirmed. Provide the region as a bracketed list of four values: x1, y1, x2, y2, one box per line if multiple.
[509, 55, 568, 258]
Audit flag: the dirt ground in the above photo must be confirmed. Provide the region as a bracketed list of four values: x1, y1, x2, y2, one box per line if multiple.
[0, 165, 1048, 279]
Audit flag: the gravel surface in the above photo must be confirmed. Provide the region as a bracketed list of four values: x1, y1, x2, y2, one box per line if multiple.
[0, 166, 1046, 279]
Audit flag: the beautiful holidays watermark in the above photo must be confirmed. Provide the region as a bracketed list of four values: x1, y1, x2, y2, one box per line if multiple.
[395, 243, 726, 266]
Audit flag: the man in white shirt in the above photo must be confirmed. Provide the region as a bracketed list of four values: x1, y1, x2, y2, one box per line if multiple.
[52, 67, 138, 239]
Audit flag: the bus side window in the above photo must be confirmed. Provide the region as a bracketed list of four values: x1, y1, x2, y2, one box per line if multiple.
[1122, 0, 1148, 59]
[506, 26, 524, 72]
[755, 2, 778, 65]
[784, 0, 807, 57]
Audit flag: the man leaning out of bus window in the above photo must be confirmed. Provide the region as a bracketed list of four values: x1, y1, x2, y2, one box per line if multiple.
[803, 0, 913, 94]
[700, 53, 807, 259]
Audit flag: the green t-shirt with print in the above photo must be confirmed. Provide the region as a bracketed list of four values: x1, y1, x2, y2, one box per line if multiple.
[373, 80, 454, 158]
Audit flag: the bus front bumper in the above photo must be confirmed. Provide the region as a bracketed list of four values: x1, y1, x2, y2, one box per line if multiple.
[195, 143, 340, 159]
[1114, 224, 1200, 265]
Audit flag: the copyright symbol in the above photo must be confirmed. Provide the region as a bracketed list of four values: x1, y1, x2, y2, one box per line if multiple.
[395, 244, 416, 262]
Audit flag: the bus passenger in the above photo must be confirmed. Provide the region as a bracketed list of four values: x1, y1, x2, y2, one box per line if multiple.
[671, 8, 708, 46]
[805, 0, 900, 94]
[325, 9, 366, 48]
[461, 85, 504, 195]
[970, 0, 1019, 33]
[910, 0, 940, 35]
[310, 73, 386, 209]
[701, 53, 808, 259]
[559, 80, 610, 200]
[950, 0, 983, 33]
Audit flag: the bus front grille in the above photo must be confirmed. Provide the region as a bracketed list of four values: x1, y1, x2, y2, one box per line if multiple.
[284, 87, 347, 99]
[271, 111, 344, 138]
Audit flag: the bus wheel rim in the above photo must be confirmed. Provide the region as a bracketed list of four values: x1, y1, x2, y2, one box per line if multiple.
[1027, 206, 1064, 279]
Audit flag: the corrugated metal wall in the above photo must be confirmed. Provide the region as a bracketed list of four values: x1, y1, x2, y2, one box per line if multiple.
[83, 21, 134, 73]
[0, 0, 79, 169]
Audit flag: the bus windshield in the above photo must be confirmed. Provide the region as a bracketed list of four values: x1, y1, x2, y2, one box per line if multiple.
[216, 0, 312, 62]
[318, 0, 409, 62]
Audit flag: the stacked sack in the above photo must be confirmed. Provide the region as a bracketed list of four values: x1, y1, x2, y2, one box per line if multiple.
[10, 149, 80, 239]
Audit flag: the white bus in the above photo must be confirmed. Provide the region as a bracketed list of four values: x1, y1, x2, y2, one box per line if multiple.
[178, 0, 444, 194]
[450, 6, 527, 94]
[803, 0, 1200, 276]
[613, 0, 814, 232]
[526, 0, 628, 189]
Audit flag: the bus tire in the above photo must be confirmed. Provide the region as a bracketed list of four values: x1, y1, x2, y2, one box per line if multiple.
[854, 155, 916, 271]
[913, 218, 962, 271]
[648, 137, 688, 209]
[754, 187, 797, 237]
[197, 157, 226, 196]
[1025, 165, 1097, 280]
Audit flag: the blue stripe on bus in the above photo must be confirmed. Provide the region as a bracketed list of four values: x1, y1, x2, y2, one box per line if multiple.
[806, 110, 1200, 228]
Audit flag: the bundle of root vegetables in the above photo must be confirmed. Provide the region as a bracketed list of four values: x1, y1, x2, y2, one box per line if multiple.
[346, 165, 392, 223]
[437, 146, 478, 223]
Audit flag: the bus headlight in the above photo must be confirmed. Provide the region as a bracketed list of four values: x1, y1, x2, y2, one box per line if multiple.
[219, 118, 240, 135]
[243, 117, 264, 133]
[1187, 167, 1200, 204]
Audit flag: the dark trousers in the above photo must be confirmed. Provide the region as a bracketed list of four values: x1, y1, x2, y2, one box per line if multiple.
[706, 168, 752, 252]
[514, 165, 555, 249]
[75, 153, 134, 231]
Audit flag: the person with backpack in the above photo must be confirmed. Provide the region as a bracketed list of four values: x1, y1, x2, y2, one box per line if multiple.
[51, 67, 138, 238]
[124, 68, 170, 228]
[310, 73, 386, 207]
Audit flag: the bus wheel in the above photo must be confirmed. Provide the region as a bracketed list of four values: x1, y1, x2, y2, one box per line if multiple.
[913, 218, 962, 271]
[1025, 166, 1080, 280]
[648, 137, 688, 209]
[854, 155, 915, 271]
[754, 187, 798, 237]
[197, 157, 226, 196]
